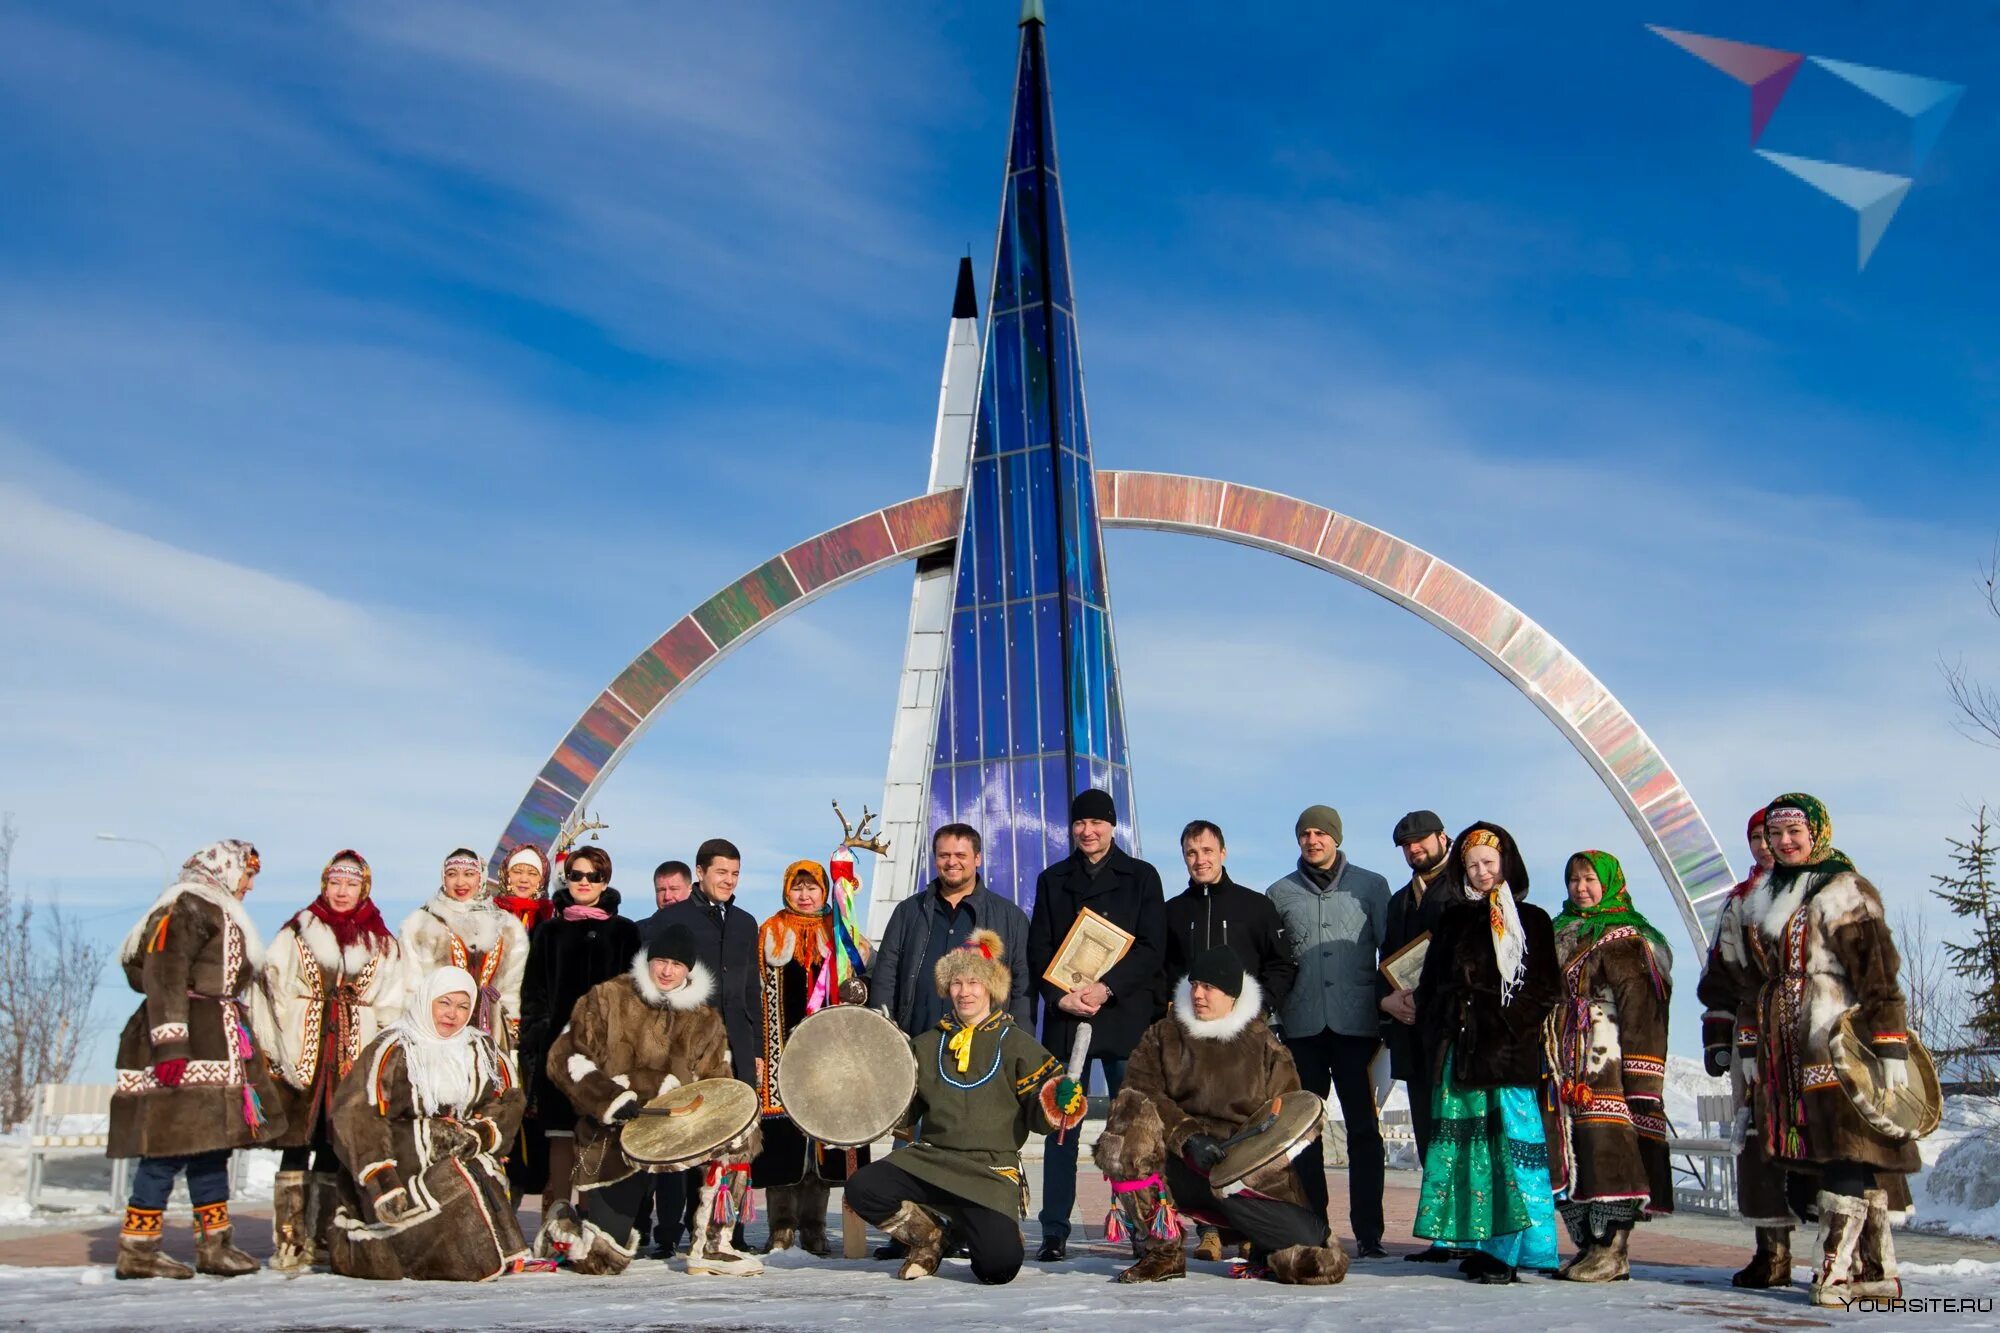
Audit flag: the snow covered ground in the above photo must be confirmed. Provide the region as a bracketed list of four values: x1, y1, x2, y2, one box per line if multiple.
[3, 1251, 1997, 1332]
[1912, 1095, 2000, 1241]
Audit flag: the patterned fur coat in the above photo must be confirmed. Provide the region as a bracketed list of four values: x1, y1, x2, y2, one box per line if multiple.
[109, 874, 289, 1159]
[400, 893, 529, 1053]
[1548, 925, 1673, 1213]
[546, 954, 740, 1192]
[259, 909, 406, 1149]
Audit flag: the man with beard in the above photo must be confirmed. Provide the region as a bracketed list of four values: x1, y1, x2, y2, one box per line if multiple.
[1377, 810, 1456, 1263]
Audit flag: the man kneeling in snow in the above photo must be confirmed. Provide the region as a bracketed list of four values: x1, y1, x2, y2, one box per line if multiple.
[538, 925, 763, 1276]
[1095, 948, 1348, 1285]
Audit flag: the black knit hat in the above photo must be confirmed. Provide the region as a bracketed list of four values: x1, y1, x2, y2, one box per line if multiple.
[1070, 788, 1116, 824]
[647, 924, 698, 967]
[1186, 947, 1244, 998]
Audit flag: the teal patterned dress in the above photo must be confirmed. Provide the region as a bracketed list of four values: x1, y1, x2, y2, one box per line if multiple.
[1414, 1051, 1560, 1269]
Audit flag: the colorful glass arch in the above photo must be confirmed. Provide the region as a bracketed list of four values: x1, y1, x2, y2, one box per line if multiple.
[490, 471, 1735, 950]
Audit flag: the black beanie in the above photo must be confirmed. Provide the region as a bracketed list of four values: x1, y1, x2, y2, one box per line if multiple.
[1187, 947, 1244, 998]
[1070, 788, 1116, 824]
[648, 924, 697, 967]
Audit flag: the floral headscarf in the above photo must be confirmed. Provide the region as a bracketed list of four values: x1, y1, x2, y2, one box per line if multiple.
[1450, 822, 1530, 1007]
[1763, 792, 1856, 889]
[1552, 849, 1672, 964]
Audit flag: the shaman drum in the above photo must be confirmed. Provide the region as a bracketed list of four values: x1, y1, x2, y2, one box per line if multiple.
[775, 1005, 917, 1149]
[1208, 1091, 1325, 1193]
[620, 1077, 760, 1170]
[1831, 1008, 1942, 1142]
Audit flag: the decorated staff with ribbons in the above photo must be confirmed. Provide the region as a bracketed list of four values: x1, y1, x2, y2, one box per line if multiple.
[540, 926, 763, 1277]
[326, 965, 529, 1282]
[1696, 808, 1818, 1287]
[753, 858, 871, 1256]
[1411, 821, 1562, 1285]
[1746, 794, 1930, 1308]
[1546, 850, 1674, 1283]
[108, 839, 285, 1280]
[401, 848, 530, 1054]
[1096, 947, 1348, 1286]
[843, 930, 1086, 1285]
[259, 850, 406, 1272]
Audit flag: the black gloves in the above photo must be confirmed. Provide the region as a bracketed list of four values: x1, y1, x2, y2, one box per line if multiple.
[610, 1098, 642, 1124]
[1183, 1134, 1227, 1173]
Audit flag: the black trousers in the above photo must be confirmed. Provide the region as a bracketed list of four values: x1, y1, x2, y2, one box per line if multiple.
[633, 1168, 700, 1246]
[1164, 1157, 1327, 1260]
[1283, 1028, 1385, 1247]
[845, 1159, 1022, 1285]
[581, 1171, 657, 1248]
[1405, 1061, 1437, 1166]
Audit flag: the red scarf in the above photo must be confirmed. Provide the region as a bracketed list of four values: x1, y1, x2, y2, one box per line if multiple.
[494, 894, 555, 930]
[304, 895, 394, 954]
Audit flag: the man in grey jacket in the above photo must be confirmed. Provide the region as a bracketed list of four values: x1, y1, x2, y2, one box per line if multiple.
[871, 823, 1034, 1035]
[1267, 804, 1392, 1259]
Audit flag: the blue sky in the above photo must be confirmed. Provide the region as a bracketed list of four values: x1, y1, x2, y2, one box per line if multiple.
[2, 1, 1996, 1074]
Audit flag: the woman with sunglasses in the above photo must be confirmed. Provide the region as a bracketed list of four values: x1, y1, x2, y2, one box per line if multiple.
[519, 845, 643, 1218]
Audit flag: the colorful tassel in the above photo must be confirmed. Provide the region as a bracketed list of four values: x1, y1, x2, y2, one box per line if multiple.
[1103, 1207, 1125, 1244]
[1151, 1199, 1183, 1241]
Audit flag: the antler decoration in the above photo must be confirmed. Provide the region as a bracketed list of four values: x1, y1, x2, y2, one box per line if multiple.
[552, 812, 610, 863]
[831, 800, 891, 857]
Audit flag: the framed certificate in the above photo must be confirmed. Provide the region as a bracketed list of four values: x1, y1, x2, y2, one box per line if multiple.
[1379, 932, 1429, 993]
[1042, 907, 1134, 992]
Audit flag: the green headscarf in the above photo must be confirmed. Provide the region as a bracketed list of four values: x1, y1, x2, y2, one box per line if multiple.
[1552, 849, 1671, 960]
[1763, 791, 1856, 889]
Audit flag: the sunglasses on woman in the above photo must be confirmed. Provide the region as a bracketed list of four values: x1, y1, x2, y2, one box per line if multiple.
[566, 869, 606, 884]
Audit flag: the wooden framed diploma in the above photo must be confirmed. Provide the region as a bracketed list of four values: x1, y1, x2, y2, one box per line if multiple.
[1379, 931, 1429, 992]
[1042, 907, 1134, 992]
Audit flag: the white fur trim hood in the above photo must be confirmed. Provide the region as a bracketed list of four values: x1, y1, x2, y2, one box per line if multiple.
[119, 877, 266, 969]
[629, 949, 716, 1011]
[1171, 972, 1264, 1041]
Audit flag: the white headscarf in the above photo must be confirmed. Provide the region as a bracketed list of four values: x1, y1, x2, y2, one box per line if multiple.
[119, 838, 265, 967]
[390, 964, 498, 1116]
[1483, 881, 1528, 1007]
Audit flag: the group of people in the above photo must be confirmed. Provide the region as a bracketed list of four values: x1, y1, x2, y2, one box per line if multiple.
[102, 785, 1919, 1309]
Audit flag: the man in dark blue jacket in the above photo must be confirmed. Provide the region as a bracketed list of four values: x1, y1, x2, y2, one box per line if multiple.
[1026, 788, 1167, 1261]
[872, 823, 1034, 1035]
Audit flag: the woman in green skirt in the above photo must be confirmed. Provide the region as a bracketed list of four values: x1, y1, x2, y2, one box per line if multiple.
[1413, 821, 1562, 1283]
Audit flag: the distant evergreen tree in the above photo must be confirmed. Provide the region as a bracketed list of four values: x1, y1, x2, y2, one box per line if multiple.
[1930, 805, 2000, 1047]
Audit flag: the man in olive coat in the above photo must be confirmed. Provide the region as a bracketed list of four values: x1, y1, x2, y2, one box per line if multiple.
[1025, 788, 1167, 1261]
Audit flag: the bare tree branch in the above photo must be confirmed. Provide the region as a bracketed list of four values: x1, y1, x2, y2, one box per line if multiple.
[0, 815, 107, 1130]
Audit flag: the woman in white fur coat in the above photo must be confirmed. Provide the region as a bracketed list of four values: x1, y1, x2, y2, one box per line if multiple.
[400, 848, 529, 1058]
[258, 850, 406, 1270]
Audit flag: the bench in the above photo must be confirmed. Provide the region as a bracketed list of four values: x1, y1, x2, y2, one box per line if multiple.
[28, 1083, 253, 1214]
[1668, 1092, 1739, 1216]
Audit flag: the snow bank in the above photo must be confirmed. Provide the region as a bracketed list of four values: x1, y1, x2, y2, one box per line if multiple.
[1911, 1096, 2000, 1241]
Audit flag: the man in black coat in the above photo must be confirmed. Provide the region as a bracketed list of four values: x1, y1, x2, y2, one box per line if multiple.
[872, 823, 1035, 1035]
[636, 836, 759, 1254]
[1026, 788, 1167, 1261]
[1164, 819, 1296, 1013]
[1377, 810, 1454, 1264]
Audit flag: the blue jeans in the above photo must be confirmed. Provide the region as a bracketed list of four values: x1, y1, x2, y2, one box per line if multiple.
[130, 1150, 232, 1210]
[1037, 1055, 1126, 1243]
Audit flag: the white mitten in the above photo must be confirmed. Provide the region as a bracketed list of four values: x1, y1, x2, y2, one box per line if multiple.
[1741, 1056, 1758, 1087]
[1880, 1056, 1909, 1092]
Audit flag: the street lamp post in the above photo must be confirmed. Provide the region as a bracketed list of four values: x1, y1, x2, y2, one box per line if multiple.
[95, 833, 170, 880]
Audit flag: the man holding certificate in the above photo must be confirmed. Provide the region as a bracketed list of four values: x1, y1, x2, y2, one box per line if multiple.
[1026, 788, 1167, 1262]
[1378, 809, 1455, 1263]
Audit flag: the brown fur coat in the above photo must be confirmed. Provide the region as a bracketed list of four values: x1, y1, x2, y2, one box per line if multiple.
[1102, 974, 1306, 1206]
[109, 882, 289, 1159]
[1549, 925, 1673, 1213]
[546, 952, 740, 1191]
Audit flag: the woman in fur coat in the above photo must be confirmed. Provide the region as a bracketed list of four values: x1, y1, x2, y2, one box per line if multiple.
[1095, 947, 1348, 1286]
[1412, 821, 1562, 1284]
[538, 925, 759, 1277]
[327, 965, 529, 1282]
[752, 859, 871, 1256]
[519, 844, 642, 1215]
[259, 850, 406, 1271]
[1547, 849, 1674, 1282]
[400, 848, 530, 1055]
[108, 839, 286, 1280]
[1746, 793, 1921, 1307]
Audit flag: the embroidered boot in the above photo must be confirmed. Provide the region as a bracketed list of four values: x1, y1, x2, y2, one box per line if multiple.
[115, 1208, 193, 1280]
[1731, 1226, 1794, 1288]
[305, 1171, 339, 1267]
[795, 1177, 833, 1258]
[566, 1217, 640, 1277]
[193, 1202, 259, 1277]
[1109, 1179, 1184, 1284]
[882, 1201, 945, 1280]
[1809, 1191, 1868, 1309]
[533, 1199, 583, 1261]
[270, 1171, 311, 1273]
[1268, 1242, 1349, 1285]
[759, 1185, 797, 1254]
[686, 1166, 764, 1277]
[1563, 1224, 1631, 1283]
[1849, 1188, 1902, 1301]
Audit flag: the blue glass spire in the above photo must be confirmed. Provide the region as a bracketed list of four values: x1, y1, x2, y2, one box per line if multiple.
[925, 8, 1136, 911]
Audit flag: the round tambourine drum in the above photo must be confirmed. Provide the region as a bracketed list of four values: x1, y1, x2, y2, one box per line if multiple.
[1830, 1008, 1942, 1142]
[620, 1077, 760, 1170]
[775, 1005, 918, 1149]
[1209, 1091, 1325, 1193]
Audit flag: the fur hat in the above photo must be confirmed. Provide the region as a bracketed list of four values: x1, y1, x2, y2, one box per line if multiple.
[933, 927, 1010, 1000]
